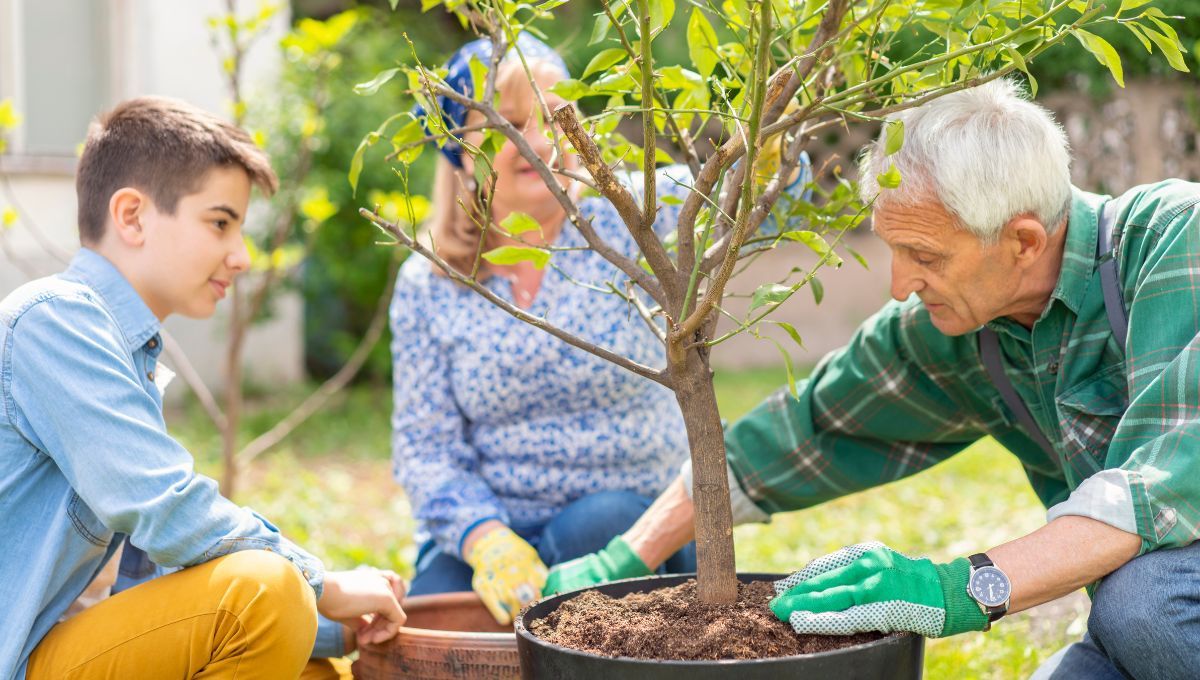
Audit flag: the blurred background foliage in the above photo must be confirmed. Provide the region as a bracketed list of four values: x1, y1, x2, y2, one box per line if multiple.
[277, 0, 1198, 382]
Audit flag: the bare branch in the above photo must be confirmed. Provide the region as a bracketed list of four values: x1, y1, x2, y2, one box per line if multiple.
[362, 208, 672, 387]
[160, 331, 228, 431]
[552, 105, 679, 297]
[236, 258, 400, 466]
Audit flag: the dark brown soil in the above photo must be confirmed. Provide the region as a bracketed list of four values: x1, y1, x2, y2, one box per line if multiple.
[529, 579, 886, 661]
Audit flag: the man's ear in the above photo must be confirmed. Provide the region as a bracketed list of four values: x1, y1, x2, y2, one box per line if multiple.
[1007, 215, 1048, 269]
[107, 188, 149, 247]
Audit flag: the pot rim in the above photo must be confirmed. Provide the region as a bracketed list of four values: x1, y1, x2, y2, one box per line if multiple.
[515, 572, 918, 667]
[399, 591, 515, 641]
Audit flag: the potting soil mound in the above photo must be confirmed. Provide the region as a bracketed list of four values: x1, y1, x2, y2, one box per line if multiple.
[529, 579, 886, 660]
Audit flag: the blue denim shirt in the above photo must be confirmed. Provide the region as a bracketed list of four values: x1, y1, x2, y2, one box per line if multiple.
[0, 249, 325, 680]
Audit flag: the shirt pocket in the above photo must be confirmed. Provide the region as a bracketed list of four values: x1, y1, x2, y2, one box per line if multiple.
[67, 490, 114, 547]
[1054, 363, 1126, 480]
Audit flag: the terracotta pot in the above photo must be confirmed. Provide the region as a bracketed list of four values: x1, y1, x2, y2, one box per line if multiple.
[352, 592, 519, 679]
[516, 573, 925, 679]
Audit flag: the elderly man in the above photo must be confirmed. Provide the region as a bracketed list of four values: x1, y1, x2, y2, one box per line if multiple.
[543, 78, 1200, 679]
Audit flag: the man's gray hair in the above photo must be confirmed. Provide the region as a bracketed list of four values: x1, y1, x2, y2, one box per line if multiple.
[858, 78, 1072, 243]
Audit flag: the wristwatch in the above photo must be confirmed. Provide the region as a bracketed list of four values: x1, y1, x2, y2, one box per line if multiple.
[966, 553, 1011, 630]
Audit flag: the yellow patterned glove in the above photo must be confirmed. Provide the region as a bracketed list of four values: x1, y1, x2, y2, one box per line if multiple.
[464, 526, 549, 625]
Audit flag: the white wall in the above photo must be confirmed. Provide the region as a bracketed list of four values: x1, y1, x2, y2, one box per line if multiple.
[0, 0, 303, 401]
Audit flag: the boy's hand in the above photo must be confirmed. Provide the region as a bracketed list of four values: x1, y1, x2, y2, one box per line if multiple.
[319, 569, 407, 648]
[464, 525, 548, 625]
[770, 542, 988, 638]
[542, 535, 652, 596]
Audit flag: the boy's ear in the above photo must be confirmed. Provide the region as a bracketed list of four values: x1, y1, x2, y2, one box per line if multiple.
[107, 187, 149, 247]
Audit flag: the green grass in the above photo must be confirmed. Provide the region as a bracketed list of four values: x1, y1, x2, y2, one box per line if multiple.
[170, 367, 1083, 679]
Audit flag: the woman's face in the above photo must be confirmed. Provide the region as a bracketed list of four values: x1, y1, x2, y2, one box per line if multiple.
[464, 62, 577, 219]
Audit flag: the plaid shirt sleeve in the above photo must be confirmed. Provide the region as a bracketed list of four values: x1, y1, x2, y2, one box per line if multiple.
[725, 299, 991, 515]
[1051, 182, 1200, 554]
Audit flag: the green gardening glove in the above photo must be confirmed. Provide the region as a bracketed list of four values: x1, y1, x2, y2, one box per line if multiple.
[542, 536, 653, 596]
[769, 542, 989, 638]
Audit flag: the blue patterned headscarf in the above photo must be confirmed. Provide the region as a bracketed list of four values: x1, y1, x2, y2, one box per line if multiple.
[417, 34, 569, 169]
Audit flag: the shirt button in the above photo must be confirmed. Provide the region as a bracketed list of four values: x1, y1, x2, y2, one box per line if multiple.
[147, 338, 158, 350]
[1047, 360, 1059, 375]
[147, 371, 156, 382]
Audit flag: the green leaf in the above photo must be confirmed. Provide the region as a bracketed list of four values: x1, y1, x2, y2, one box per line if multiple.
[354, 68, 401, 96]
[876, 163, 902, 189]
[884, 120, 905, 156]
[1074, 29, 1125, 87]
[547, 79, 592, 101]
[583, 48, 627, 79]
[349, 136, 371, 195]
[468, 55, 489, 103]
[1141, 25, 1189, 72]
[1119, 0, 1154, 11]
[648, 0, 675, 33]
[391, 119, 426, 164]
[770, 320, 805, 350]
[500, 211, 541, 236]
[757, 334, 798, 398]
[750, 283, 792, 312]
[661, 194, 684, 205]
[810, 276, 824, 305]
[782, 230, 843, 267]
[1004, 45, 1028, 72]
[659, 65, 702, 90]
[1143, 22, 1190, 72]
[687, 8, 720, 78]
[482, 245, 551, 268]
[845, 245, 870, 270]
[389, 0, 400, 8]
[1124, 23, 1153, 53]
[589, 14, 612, 45]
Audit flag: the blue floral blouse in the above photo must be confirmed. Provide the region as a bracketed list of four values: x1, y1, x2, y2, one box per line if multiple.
[390, 163, 810, 558]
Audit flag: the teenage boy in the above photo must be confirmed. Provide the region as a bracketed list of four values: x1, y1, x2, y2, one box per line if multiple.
[0, 97, 405, 680]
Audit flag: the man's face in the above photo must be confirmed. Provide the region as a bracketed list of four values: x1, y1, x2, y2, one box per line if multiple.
[139, 165, 252, 319]
[873, 200, 1021, 336]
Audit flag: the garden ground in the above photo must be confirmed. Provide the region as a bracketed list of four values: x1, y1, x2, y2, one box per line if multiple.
[173, 366, 1086, 679]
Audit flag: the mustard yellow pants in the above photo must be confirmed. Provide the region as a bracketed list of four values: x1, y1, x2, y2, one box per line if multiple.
[27, 550, 352, 679]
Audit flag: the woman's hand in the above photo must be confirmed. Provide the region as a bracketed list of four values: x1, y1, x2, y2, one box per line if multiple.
[463, 522, 548, 625]
[318, 569, 407, 649]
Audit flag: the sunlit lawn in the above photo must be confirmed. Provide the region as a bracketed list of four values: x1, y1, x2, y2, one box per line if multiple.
[173, 366, 1084, 679]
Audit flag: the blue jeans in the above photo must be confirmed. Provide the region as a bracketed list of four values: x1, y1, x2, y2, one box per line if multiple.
[409, 490, 697, 595]
[1032, 541, 1200, 680]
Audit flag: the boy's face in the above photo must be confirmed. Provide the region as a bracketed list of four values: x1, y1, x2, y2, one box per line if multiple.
[138, 165, 252, 320]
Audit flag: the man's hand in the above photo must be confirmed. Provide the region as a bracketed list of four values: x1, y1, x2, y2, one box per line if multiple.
[318, 569, 407, 648]
[769, 542, 987, 638]
[543, 536, 653, 596]
[464, 525, 548, 625]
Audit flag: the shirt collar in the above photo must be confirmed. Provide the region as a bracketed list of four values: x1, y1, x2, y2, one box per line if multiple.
[1050, 186, 1107, 315]
[980, 187, 1105, 343]
[62, 248, 161, 351]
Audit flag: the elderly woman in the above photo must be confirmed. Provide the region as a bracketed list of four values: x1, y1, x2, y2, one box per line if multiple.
[390, 35, 809, 624]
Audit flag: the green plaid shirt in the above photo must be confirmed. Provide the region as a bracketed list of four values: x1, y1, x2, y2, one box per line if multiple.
[725, 181, 1200, 555]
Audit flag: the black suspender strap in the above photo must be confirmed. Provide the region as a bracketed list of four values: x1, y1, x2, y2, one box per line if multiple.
[978, 326, 1058, 459]
[977, 197, 1128, 459]
[1096, 198, 1128, 349]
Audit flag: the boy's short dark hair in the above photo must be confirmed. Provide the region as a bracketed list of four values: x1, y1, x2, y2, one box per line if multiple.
[75, 96, 278, 245]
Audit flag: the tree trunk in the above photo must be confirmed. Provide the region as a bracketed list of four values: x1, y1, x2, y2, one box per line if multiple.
[668, 341, 738, 604]
[222, 292, 244, 497]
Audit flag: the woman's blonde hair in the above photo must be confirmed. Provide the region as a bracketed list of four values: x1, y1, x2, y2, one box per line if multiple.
[426, 58, 571, 275]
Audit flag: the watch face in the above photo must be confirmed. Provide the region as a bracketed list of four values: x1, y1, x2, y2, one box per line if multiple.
[969, 566, 1011, 607]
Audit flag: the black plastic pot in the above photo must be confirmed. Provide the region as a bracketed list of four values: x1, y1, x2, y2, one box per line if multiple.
[515, 573, 924, 680]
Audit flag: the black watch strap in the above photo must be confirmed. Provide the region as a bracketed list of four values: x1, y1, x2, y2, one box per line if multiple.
[969, 552, 994, 569]
[968, 552, 1008, 624]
